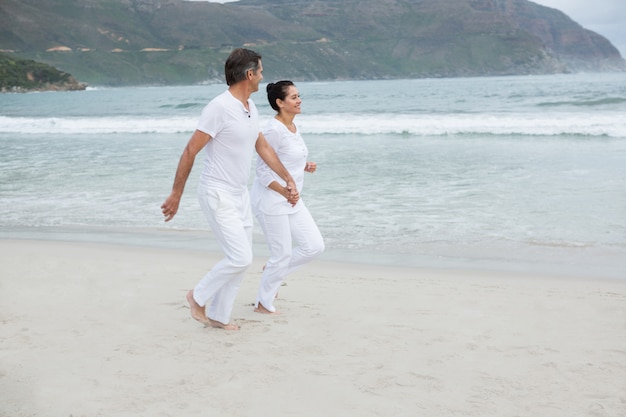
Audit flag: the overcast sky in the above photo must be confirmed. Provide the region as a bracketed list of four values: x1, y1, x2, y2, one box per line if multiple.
[202, 0, 625, 57]
[532, 0, 625, 56]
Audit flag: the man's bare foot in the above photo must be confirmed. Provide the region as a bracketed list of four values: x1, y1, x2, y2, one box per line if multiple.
[207, 318, 240, 330]
[254, 302, 281, 315]
[186, 290, 209, 325]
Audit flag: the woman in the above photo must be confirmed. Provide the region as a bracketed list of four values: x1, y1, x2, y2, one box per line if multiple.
[251, 80, 325, 314]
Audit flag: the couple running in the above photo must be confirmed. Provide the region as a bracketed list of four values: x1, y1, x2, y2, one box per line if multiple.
[161, 48, 324, 330]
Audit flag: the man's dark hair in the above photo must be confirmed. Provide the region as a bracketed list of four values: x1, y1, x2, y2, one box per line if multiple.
[224, 48, 262, 86]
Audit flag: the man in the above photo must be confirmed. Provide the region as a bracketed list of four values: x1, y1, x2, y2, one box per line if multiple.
[161, 48, 298, 330]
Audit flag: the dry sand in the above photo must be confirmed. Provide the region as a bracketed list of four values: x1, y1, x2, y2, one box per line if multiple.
[1, 239, 625, 417]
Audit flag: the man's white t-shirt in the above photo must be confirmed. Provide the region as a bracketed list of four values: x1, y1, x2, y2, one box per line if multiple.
[196, 90, 260, 194]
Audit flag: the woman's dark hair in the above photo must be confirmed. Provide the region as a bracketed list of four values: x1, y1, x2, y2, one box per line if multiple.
[266, 80, 295, 112]
[224, 48, 262, 86]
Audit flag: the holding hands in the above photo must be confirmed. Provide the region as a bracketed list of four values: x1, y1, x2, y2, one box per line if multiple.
[280, 162, 316, 205]
[284, 179, 300, 206]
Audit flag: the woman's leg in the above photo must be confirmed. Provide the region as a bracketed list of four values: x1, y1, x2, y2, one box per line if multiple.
[254, 211, 291, 313]
[285, 204, 324, 276]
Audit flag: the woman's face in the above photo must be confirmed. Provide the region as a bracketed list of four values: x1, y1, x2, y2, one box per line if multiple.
[278, 86, 301, 116]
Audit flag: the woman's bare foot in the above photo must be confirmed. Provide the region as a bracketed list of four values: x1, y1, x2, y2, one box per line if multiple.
[254, 302, 281, 315]
[186, 290, 209, 325]
[207, 318, 240, 330]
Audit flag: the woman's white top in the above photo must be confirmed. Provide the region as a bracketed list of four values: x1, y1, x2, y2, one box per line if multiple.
[251, 117, 308, 215]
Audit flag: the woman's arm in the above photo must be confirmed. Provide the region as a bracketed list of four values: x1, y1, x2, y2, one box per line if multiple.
[255, 132, 299, 205]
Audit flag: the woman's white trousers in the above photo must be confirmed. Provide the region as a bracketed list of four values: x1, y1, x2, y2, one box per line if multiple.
[254, 203, 324, 312]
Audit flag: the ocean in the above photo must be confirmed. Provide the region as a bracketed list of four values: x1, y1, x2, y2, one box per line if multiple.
[1, 73, 625, 279]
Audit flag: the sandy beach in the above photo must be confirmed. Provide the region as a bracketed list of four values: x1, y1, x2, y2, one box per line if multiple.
[1, 238, 625, 417]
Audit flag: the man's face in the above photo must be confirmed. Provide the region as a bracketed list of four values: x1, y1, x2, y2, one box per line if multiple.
[250, 60, 263, 92]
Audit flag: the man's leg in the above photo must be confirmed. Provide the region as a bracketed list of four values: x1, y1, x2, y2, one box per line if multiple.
[193, 189, 253, 327]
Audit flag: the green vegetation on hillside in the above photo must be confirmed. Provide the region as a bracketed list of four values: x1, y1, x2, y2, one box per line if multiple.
[0, 0, 623, 86]
[0, 52, 86, 92]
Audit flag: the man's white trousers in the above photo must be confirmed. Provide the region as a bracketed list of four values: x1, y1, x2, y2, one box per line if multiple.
[194, 188, 253, 324]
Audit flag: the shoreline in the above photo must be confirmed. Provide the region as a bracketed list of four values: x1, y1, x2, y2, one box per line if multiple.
[1, 225, 624, 281]
[1, 238, 625, 417]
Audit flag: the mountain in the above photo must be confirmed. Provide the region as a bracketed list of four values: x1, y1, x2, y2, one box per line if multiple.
[0, 0, 624, 86]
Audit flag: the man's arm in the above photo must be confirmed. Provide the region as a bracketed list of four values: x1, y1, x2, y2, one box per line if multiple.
[161, 129, 211, 222]
[265, 180, 293, 200]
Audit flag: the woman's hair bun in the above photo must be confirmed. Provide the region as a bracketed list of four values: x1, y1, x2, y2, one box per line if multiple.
[266, 83, 274, 93]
